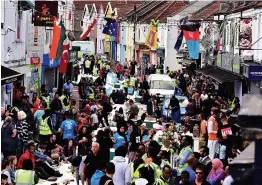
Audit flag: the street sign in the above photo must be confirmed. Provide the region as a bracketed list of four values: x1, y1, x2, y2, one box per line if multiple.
[30, 57, 41, 66]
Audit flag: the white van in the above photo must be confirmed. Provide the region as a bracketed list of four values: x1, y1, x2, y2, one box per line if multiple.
[147, 74, 174, 99]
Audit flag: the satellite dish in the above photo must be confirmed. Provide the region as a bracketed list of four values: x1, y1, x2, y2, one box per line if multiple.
[67, 31, 76, 41]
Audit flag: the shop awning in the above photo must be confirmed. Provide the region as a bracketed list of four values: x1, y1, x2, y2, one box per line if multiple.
[196, 65, 242, 84]
[1, 66, 22, 81]
[230, 142, 254, 165]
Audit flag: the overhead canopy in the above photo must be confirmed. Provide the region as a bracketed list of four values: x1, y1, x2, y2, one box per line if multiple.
[196, 65, 242, 84]
[230, 142, 254, 165]
[1, 66, 21, 81]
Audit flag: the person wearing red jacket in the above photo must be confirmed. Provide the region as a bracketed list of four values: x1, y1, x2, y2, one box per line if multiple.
[116, 62, 122, 79]
[17, 142, 36, 169]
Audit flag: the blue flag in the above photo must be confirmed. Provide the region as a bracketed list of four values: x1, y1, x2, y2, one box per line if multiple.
[174, 31, 183, 51]
[103, 18, 118, 37]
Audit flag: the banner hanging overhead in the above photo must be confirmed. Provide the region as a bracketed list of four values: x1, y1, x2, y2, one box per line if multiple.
[239, 18, 252, 49]
[34, 1, 58, 27]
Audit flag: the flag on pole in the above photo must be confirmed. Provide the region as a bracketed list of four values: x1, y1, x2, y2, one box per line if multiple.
[181, 24, 201, 59]
[103, 18, 118, 37]
[80, 4, 97, 40]
[174, 30, 183, 51]
[216, 22, 224, 51]
[59, 44, 70, 74]
[49, 19, 61, 60]
[145, 20, 159, 49]
[56, 22, 66, 60]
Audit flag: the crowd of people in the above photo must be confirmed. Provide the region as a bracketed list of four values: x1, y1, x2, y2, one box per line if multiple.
[1, 55, 246, 185]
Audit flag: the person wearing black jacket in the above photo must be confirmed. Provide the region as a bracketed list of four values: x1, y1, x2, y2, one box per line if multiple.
[98, 128, 114, 162]
[99, 162, 115, 185]
[217, 117, 233, 160]
[169, 95, 180, 123]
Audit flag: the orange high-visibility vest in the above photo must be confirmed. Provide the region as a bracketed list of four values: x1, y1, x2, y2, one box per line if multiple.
[208, 117, 218, 140]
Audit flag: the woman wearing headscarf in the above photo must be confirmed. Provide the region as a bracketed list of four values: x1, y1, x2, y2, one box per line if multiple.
[207, 158, 225, 185]
[77, 126, 91, 156]
[98, 128, 114, 162]
[113, 125, 128, 150]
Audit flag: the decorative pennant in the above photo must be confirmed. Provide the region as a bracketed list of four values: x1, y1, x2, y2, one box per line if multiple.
[80, 3, 97, 40]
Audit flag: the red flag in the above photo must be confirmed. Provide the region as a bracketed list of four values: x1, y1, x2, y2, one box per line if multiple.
[68, 11, 71, 21]
[59, 44, 69, 74]
[80, 18, 97, 40]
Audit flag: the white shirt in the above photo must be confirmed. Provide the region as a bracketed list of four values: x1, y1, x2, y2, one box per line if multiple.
[153, 130, 163, 143]
[201, 94, 208, 100]
[2, 170, 11, 184]
[223, 175, 234, 185]
[91, 113, 99, 124]
[181, 131, 193, 137]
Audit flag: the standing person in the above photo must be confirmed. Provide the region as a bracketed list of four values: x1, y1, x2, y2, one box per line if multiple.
[1, 160, 13, 185]
[100, 96, 112, 127]
[194, 93, 202, 114]
[128, 124, 139, 162]
[38, 109, 53, 145]
[7, 156, 18, 184]
[207, 159, 225, 185]
[147, 96, 156, 117]
[111, 146, 131, 185]
[1, 117, 18, 158]
[91, 162, 106, 185]
[176, 136, 193, 179]
[169, 95, 180, 123]
[207, 108, 219, 160]
[130, 59, 137, 76]
[63, 79, 74, 97]
[198, 114, 207, 139]
[99, 162, 115, 185]
[84, 56, 91, 74]
[50, 92, 63, 130]
[153, 165, 172, 185]
[16, 111, 29, 154]
[129, 99, 139, 120]
[99, 128, 114, 162]
[194, 165, 211, 185]
[81, 142, 101, 185]
[114, 125, 128, 150]
[59, 111, 77, 144]
[78, 78, 86, 100]
[217, 117, 233, 160]
[116, 62, 122, 79]
[15, 159, 38, 185]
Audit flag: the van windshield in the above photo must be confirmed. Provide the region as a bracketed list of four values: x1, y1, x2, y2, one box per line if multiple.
[151, 80, 173, 90]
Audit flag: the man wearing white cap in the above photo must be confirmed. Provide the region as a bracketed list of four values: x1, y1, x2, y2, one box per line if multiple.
[153, 124, 163, 143]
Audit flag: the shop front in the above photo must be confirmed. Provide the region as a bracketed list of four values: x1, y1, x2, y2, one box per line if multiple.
[41, 54, 60, 93]
[1, 66, 23, 108]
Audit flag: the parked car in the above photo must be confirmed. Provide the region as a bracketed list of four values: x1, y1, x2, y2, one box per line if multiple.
[161, 95, 189, 121]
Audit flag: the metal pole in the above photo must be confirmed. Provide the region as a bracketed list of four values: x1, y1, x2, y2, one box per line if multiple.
[133, 5, 136, 61]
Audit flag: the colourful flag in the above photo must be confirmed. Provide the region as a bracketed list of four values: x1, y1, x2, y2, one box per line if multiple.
[145, 24, 158, 49]
[181, 24, 200, 59]
[80, 14, 97, 40]
[174, 30, 183, 51]
[49, 19, 61, 60]
[59, 44, 70, 74]
[103, 18, 118, 37]
[56, 22, 66, 60]
[216, 22, 224, 51]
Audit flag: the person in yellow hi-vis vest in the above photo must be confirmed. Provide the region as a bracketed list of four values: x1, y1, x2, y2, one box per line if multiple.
[84, 56, 91, 74]
[15, 159, 39, 185]
[153, 165, 172, 185]
[175, 136, 193, 177]
[130, 159, 145, 183]
[59, 91, 70, 111]
[123, 78, 129, 95]
[38, 109, 53, 144]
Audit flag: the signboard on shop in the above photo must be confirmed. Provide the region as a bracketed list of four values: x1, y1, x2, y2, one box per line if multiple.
[30, 57, 41, 66]
[34, 1, 58, 27]
[248, 66, 262, 81]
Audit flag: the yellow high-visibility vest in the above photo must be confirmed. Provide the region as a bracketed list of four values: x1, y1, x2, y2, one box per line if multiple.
[39, 116, 52, 135]
[130, 163, 144, 183]
[85, 60, 91, 68]
[156, 69, 161, 74]
[15, 169, 35, 185]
